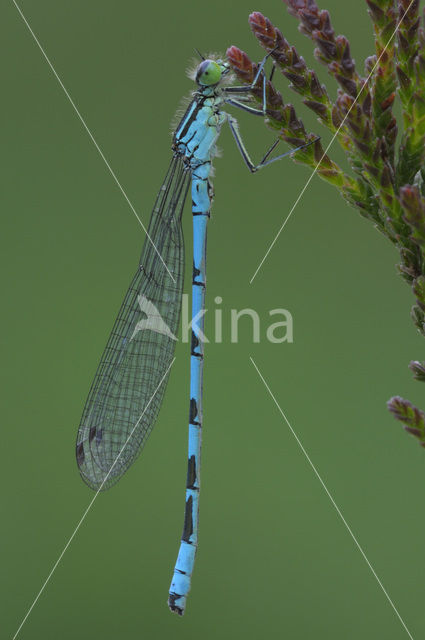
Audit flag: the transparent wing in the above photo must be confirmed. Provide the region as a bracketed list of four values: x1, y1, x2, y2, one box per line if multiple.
[76, 156, 190, 491]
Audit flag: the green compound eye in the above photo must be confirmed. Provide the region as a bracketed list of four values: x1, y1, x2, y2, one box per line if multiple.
[195, 60, 222, 86]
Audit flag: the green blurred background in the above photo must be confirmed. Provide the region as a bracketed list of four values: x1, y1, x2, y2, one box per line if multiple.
[2, 1, 425, 638]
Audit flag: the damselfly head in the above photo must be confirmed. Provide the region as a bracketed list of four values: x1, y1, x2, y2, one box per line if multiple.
[195, 60, 222, 86]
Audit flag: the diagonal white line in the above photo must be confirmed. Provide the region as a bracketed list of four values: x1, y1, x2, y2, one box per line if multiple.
[12, 357, 176, 640]
[249, 356, 415, 640]
[12, 0, 176, 283]
[249, 0, 416, 284]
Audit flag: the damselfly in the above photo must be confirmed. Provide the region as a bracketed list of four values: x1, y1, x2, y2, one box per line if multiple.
[75, 51, 317, 615]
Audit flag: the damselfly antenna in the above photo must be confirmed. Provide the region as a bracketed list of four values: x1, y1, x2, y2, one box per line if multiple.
[194, 47, 205, 60]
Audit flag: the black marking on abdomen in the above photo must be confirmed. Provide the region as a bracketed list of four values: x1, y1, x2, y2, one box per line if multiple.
[187, 454, 197, 489]
[191, 330, 199, 354]
[192, 262, 201, 280]
[191, 159, 211, 170]
[89, 426, 96, 443]
[168, 594, 184, 615]
[191, 331, 204, 357]
[192, 261, 206, 286]
[190, 398, 201, 425]
[182, 495, 194, 542]
[76, 442, 85, 466]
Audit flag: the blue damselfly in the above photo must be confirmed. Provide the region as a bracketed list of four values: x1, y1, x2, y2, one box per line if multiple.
[76, 52, 317, 615]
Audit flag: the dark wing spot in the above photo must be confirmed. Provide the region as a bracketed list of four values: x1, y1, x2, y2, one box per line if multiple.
[76, 442, 85, 466]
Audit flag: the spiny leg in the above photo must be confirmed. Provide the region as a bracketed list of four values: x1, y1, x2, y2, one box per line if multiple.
[226, 113, 318, 173]
[269, 60, 276, 84]
[249, 44, 278, 92]
[224, 98, 264, 117]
